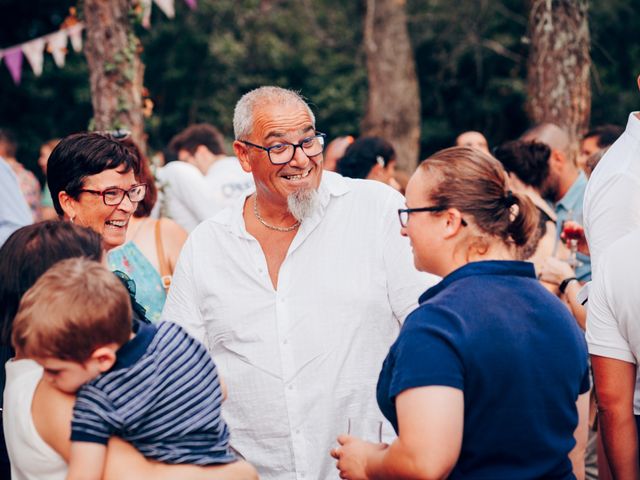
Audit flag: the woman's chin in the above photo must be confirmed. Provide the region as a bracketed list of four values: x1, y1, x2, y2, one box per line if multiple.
[102, 232, 127, 251]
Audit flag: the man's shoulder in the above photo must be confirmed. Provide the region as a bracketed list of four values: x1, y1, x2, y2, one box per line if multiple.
[600, 228, 640, 269]
[323, 171, 402, 205]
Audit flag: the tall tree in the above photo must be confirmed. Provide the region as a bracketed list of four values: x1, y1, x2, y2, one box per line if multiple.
[83, 0, 145, 147]
[526, 0, 591, 144]
[361, 0, 421, 173]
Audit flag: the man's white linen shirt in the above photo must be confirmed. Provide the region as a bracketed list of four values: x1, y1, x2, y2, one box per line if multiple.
[586, 228, 640, 413]
[162, 171, 436, 480]
[583, 112, 640, 273]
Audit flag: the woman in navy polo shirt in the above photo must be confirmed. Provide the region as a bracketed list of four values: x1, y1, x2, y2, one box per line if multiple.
[332, 147, 590, 479]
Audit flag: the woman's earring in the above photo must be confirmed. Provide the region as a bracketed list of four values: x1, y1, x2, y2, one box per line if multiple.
[70, 216, 75, 224]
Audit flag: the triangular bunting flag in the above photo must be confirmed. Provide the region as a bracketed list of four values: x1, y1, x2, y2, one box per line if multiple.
[184, 0, 197, 10]
[4, 47, 23, 85]
[22, 38, 45, 76]
[153, 0, 175, 18]
[140, 0, 153, 29]
[67, 23, 84, 53]
[47, 30, 68, 67]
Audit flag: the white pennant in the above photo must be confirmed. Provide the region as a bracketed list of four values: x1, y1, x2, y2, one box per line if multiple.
[21, 38, 45, 76]
[47, 30, 68, 67]
[67, 23, 84, 53]
[153, 0, 175, 18]
[140, 0, 153, 28]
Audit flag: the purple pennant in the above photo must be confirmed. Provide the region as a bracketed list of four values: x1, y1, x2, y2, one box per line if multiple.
[184, 0, 197, 10]
[4, 47, 23, 85]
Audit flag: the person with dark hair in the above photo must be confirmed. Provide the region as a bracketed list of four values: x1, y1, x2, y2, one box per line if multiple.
[492, 140, 567, 288]
[333, 147, 589, 480]
[47, 132, 145, 252]
[578, 124, 623, 173]
[0, 221, 257, 480]
[158, 124, 253, 231]
[108, 140, 187, 322]
[337, 136, 397, 187]
[521, 123, 591, 282]
[0, 128, 41, 221]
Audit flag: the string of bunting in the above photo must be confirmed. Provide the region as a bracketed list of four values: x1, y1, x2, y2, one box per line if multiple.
[0, 0, 197, 86]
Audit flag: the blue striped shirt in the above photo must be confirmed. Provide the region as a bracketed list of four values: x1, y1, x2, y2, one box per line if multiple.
[71, 322, 235, 465]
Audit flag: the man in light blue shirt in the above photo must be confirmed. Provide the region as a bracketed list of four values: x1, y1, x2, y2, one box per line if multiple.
[522, 123, 591, 281]
[0, 156, 32, 247]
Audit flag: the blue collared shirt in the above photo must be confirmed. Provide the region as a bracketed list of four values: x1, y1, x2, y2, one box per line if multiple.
[377, 260, 589, 479]
[553, 171, 591, 281]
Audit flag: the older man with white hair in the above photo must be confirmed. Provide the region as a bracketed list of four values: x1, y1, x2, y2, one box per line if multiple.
[163, 86, 434, 479]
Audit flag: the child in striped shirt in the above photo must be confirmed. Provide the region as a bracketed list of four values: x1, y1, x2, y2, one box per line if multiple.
[12, 258, 241, 480]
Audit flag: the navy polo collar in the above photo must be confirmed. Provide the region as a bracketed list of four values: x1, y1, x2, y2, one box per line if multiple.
[418, 260, 536, 304]
[112, 322, 157, 371]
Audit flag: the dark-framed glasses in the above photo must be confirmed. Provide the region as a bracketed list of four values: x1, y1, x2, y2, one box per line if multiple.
[77, 183, 147, 206]
[241, 132, 327, 165]
[398, 206, 468, 228]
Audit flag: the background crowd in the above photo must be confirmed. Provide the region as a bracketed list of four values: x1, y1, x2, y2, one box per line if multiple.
[0, 78, 638, 479]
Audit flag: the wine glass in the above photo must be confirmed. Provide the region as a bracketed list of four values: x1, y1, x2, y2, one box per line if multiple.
[561, 211, 583, 268]
[347, 417, 383, 443]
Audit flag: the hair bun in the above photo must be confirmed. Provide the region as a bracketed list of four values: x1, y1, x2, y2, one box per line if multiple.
[503, 190, 517, 208]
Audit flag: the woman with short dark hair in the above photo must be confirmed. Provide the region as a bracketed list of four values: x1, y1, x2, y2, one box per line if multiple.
[47, 132, 144, 252]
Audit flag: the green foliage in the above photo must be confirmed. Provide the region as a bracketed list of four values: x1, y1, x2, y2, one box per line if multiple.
[0, 0, 638, 177]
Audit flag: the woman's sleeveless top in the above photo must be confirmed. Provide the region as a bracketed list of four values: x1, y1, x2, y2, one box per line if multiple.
[108, 242, 166, 322]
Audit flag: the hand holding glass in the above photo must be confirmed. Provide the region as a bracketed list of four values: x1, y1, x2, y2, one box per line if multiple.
[347, 417, 383, 443]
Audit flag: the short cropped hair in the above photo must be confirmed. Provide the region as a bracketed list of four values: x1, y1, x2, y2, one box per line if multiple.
[492, 140, 551, 190]
[337, 136, 395, 179]
[47, 132, 140, 216]
[233, 86, 316, 140]
[582, 124, 623, 148]
[12, 258, 132, 362]
[169, 124, 226, 156]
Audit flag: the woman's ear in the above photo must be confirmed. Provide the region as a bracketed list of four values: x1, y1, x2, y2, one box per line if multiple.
[443, 208, 465, 239]
[58, 191, 77, 221]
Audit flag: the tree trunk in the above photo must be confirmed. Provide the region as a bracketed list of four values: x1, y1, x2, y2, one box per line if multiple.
[526, 0, 591, 145]
[361, 0, 421, 174]
[84, 0, 145, 149]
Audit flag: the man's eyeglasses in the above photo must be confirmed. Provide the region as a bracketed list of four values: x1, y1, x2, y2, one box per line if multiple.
[398, 206, 468, 228]
[77, 183, 147, 206]
[240, 132, 327, 165]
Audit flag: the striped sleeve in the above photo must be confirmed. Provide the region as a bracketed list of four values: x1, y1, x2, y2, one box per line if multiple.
[71, 384, 121, 444]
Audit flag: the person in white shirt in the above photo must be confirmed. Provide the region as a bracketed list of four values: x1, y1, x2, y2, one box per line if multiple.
[583, 93, 640, 272]
[162, 86, 434, 479]
[586, 228, 640, 479]
[170, 124, 253, 213]
[585, 75, 640, 479]
[156, 160, 213, 232]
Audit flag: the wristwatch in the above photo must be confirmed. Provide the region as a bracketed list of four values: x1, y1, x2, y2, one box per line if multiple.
[559, 277, 578, 295]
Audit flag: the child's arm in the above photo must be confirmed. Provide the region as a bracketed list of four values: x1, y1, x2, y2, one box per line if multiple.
[66, 441, 107, 480]
[219, 373, 228, 401]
